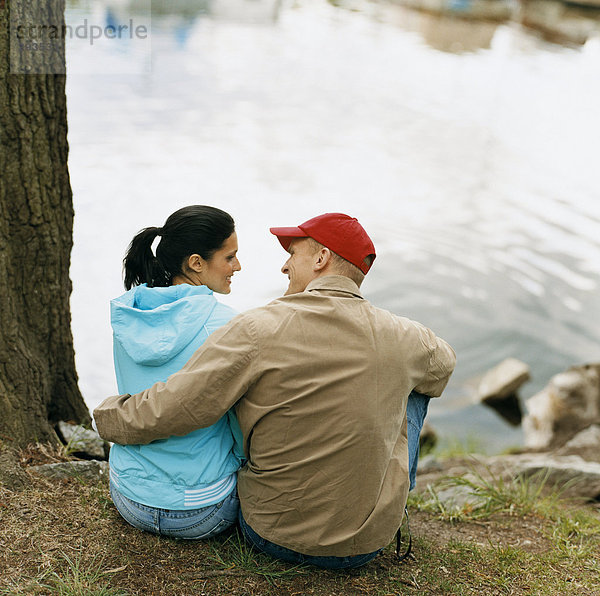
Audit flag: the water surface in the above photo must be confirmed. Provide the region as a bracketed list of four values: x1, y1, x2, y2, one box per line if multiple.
[67, 0, 600, 452]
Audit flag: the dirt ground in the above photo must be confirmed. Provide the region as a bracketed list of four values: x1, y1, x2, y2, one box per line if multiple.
[1, 446, 599, 595]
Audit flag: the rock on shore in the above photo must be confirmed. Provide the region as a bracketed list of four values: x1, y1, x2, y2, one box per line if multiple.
[416, 361, 600, 508]
[476, 357, 530, 426]
[523, 363, 600, 450]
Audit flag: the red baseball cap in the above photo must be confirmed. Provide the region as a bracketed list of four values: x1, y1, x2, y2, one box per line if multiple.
[270, 213, 376, 274]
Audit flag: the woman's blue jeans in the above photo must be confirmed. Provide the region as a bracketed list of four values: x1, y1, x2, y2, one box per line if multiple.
[239, 391, 431, 568]
[109, 480, 239, 539]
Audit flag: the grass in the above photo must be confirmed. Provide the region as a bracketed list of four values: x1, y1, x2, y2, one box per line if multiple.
[550, 509, 600, 560]
[410, 456, 580, 523]
[1, 552, 127, 596]
[208, 531, 308, 583]
[1, 445, 599, 595]
[450, 466, 554, 518]
[431, 436, 487, 459]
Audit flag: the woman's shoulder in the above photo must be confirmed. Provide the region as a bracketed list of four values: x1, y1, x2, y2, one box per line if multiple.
[206, 299, 239, 329]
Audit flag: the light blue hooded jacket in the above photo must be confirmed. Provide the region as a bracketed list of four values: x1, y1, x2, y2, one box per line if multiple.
[108, 283, 244, 510]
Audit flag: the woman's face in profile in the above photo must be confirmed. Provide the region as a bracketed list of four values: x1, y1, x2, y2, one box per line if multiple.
[199, 232, 241, 294]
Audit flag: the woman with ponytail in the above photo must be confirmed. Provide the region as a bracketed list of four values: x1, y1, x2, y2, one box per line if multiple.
[108, 205, 243, 539]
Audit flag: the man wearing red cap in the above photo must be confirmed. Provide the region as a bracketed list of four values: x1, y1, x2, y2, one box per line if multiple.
[94, 213, 455, 569]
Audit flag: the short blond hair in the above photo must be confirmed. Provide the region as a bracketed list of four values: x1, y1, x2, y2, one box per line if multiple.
[306, 238, 370, 287]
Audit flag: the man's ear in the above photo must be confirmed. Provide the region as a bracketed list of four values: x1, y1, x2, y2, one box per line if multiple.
[314, 248, 331, 271]
[187, 254, 204, 273]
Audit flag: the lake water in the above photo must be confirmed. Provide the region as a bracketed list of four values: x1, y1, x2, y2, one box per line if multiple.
[66, 0, 600, 452]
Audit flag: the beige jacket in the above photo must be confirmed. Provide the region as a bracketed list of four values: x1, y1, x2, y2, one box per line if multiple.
[94, 275, 456, 556]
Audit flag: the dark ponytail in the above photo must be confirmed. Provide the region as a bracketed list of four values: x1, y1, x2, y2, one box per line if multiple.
[123, 206, 235, 290]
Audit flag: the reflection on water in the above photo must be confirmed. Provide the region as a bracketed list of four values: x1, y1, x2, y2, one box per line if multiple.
[389, 0, 514, 21]
[520, 0, 600, 45]
[67, 0, 600, 49]
[67, 0, 600, 452]
[335, 0, 600, 47]
[74, 0, 283, 22]
[370, 3, 501, 52]
[209, 0, 282, 23]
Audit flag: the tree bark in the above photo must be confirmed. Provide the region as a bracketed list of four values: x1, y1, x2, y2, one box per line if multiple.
[0, 0, 90, 446]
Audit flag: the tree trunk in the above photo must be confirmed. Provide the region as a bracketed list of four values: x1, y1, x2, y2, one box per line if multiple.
[0, 0, 90, 447]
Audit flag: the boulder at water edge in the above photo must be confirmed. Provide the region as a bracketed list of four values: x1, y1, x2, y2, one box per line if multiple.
[523, 363, 600, 450]
[476, 357, 530, 425]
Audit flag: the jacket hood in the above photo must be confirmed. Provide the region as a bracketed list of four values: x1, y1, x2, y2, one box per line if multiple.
[111, 284, 218, 366]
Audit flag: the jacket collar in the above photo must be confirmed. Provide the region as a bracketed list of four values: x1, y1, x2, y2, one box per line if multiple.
[305, 275, 363, 299]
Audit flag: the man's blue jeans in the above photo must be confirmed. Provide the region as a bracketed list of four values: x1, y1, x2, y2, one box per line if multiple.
[239, 509, 383, 569]
[239, 391, 431, 568]
[407, 391, 430, 490]
[109, 481, 240, 539]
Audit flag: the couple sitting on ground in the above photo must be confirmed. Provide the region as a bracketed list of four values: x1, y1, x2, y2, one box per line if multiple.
[94, 207, 456, 569]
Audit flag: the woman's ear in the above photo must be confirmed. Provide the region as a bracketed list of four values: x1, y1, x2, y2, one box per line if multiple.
[187, 254, 204, 273]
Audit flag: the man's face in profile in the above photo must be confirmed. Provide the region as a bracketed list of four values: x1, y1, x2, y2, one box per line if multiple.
[281, 238, 319, 296]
